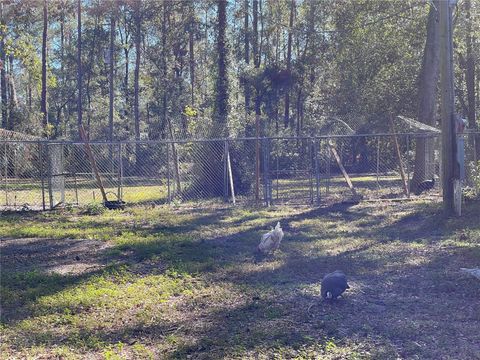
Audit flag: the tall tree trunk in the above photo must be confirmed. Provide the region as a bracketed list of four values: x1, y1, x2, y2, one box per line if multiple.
[0, 2, 6, 129]
[161, 3, 181, 193]
[161, 3, 168, 139]
[464, 0, 479, 157]
[120, 12, 131, 119]
[7, 55, 17, 130]
[60, 9, 64, 77]
[133, 3, 142, 165]
[195, 0, 229, 197]
[259, 0, 264, 66]
[41, 0, 48, 129]
[252, 0, 258, 68]
[134, 8, 141, 143]
[213, 0, 228, 132]
[439, 0, 456, 214]
[85, 15, 98, 134]
[124, 49, 129, 117]
[86, 72, 91, 132]
[252, 0, 261, 200]
[296, 89, 301, 137]
[178, 6, 187, 134]
[284, 0, 295, 129]
[77, 0, 82, 134]
[411, 2, 440, 192]
[58, 5, 64, 135]
[244, 0, 250, 112]
[189, 3, 195, 106]
[27, 76, 32, 110]
[109, 15, 115, 143]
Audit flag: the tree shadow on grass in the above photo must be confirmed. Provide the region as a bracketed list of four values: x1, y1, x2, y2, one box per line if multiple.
[378, 201, 480, 243]
[127, 201, 369, 273]
[7, 237, 479, 359]
[165, 244, 480, 359]
[2, 200, 480, 358]
[0, 202, 358, 325]
[0, 264, 116, 324]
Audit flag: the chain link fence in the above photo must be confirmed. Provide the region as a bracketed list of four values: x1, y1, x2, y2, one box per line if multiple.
[1, 133, 479, 210]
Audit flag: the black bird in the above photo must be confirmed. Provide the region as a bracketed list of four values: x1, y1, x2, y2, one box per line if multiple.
[321, 270, 350, 300]
[414, 177, 435, 195]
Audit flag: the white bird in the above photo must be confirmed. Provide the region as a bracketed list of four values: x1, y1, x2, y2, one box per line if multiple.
[460, 268, 480, 280]
[258, 222, 284, 254]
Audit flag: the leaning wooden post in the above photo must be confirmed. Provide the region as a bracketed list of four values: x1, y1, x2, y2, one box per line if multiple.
[226, 140, 236, 205]
[328, 140, 358, 198]
[79, 125, 108, 203]
[389, 115, 409, 196]
[223, 140, 228, 202]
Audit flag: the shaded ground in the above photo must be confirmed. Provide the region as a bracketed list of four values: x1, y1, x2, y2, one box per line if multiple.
[0, 200, 479, 359]
[0, 237, 111, 275]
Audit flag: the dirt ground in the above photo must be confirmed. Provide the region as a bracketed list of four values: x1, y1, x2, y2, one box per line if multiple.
[0, 237, 111, 275]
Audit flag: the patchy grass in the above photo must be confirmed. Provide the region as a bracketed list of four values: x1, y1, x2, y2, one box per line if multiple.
[1, 200, 479, 359]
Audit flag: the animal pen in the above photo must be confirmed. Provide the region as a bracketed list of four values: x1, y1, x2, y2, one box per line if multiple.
[1, 129, 479, 211]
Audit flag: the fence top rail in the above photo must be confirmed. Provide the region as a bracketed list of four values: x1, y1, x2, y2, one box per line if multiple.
[1, 131, 479, 145]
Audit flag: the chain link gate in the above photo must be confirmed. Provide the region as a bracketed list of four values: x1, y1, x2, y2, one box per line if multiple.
[269, 137, 316, 205]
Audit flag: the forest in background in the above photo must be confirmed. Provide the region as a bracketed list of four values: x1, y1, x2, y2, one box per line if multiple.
[0, 0, 478, 142]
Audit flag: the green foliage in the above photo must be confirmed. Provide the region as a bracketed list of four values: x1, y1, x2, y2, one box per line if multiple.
[83, 202, 106, 216]
[465, 160, 480, 198]
[1, 0, 478, 155]
[183, 105, 198, 117]
[469, 160, 480, 189]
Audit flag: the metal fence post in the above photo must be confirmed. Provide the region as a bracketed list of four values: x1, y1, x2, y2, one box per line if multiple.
[326, 137, 331, 197]
[262, 138, 271, 206]
[473, 133, 479, 194]
[473, 134, 477, 164]
[119, 143, 124, 201]
[46, 144, 53, 209]
[39, 142, 46, 210]
[276, 153, 279, 201]
[117, 143, 122, 201]
[314, 138, 320, 204]
[4, 142, 8, 206]
[60, 143, 65, 204]
[269, 138, 272, 205]
[308, 139, 315, 204]
[376, 136, 380, 186]
[406, 134, 410, 198]
[262, 138, 267, 206]
[72, 145, 79, 206]
[166, 142, 171, 203]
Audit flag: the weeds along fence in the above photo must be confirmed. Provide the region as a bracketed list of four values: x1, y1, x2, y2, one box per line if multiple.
[1, 133, 479, 210]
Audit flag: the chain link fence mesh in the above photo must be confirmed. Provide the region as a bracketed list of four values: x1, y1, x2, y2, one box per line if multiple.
[1, 133, 479, 210]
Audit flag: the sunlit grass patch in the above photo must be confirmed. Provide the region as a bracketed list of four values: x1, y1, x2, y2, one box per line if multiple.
[121, 185, 168, 204]
[2, 265, 198, 353]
